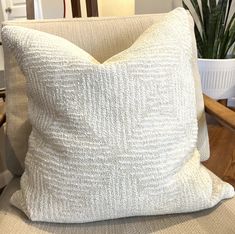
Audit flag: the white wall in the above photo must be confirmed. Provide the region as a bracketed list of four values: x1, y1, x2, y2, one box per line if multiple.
[37, 0, 235, 19]
[0, 0, 5, 22]
[135, 0, 235, 15]
[40, 0, 63, 18]
[135, 0, 182, 14]
[39, 0, 72, 19]
[98, 0, 181, 16]
[98, 0, 134, 16]
[40, 0, 134, 18]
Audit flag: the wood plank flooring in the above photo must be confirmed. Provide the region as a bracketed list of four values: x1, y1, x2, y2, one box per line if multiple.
[203, 122, 235, 188]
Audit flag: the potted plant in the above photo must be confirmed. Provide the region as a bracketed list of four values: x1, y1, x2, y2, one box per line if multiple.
[183, 0, 235, 101]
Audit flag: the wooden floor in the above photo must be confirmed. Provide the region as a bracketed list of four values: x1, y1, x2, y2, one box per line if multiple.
[203, 120, 235, 188]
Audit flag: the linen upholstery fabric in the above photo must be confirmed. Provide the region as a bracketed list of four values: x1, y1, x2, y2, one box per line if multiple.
[2, 11, 209, 176]
[1, 179, 235, 234]
[2, 8, 234, 223]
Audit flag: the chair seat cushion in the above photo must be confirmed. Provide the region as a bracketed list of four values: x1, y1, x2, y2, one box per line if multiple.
[1, 178, 235, 234]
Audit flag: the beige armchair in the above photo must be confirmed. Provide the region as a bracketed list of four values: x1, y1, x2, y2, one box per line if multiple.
[0, 15, 235, 233]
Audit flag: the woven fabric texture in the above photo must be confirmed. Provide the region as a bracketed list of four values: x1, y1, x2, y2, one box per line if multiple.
[3, 12, 209, 176]
[1, 178, 235, 234]
[2, 8, 234, 223]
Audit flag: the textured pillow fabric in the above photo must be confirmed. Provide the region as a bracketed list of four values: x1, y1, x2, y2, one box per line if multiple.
[2, 8, 234, 223]
[3, 11, 209, 179]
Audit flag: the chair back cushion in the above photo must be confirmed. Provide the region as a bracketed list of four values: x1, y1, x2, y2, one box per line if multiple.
[2, 13, 209, 175]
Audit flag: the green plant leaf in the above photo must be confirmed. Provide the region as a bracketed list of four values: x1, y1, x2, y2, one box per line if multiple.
[183, 0, 204, 57]
[190, 0, 203, 23]
[183, 0, 235, 59]
[183, 0, 205, 40]
[209, 0, 216, 11]
[220, 11, 235, 58]
[219, 30, 230, 58]
[208, 4, 222, 58]
[212, 0, 229, 58]
[195, 25, 204, 57]
[225, 20, 235, 56]
[201, 0, 210, 35]
[226, 10, 235, 31]
[232, 44, 235, 57]
[182, 1, 190, 11]
[224, 0, 233, 27]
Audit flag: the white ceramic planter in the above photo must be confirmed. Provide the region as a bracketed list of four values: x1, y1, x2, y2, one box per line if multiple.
[198, 58, 235, 99]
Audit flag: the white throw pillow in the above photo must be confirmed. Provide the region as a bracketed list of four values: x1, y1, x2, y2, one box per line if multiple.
[2, 8, 234, 223]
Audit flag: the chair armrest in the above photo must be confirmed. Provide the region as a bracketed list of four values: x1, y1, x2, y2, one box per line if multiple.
[203, 94, 235, 132]
[0, 89, 5, 101]
[0, 97, 5, 128]
[0, 112, 6, 128]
